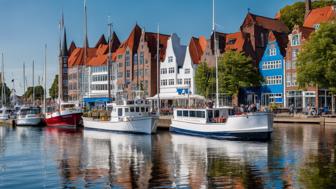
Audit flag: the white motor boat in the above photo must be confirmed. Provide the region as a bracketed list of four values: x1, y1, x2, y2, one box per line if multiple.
[15, 106, 43, 126]
[170, 107, 273, 140]
[0, 107, 12, 120]
[83, 98, 158, 134]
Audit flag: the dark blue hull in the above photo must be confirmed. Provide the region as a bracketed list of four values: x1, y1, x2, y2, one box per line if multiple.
[170, 127, 272, 141]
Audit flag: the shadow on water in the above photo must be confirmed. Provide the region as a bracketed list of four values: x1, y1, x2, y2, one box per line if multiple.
[0, 124, 336, 188]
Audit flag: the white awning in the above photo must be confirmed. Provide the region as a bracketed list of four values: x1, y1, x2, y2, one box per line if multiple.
[147, 93, 205, 100]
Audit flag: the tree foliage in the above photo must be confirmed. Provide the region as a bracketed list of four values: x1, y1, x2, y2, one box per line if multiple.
[49, 75, 58, 99]
[195, 51, 262, 98]
[280, 1, 335, 30]
[24, 85, 44, 100]
[218, 51, 262, 96]
[297, 21, 336, 93]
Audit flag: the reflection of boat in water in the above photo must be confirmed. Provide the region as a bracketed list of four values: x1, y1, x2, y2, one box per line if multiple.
[82, 130, 153, 188]
[170, 133, 269, 188]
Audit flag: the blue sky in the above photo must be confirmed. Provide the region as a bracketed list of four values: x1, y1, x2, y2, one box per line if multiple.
[0, 0, 299, 96]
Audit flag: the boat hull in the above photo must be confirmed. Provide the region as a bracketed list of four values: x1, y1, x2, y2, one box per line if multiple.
[170, 112, 273, 141]
[45, 113, 83, 127]
[83, 117, 158, 134]
[16, 117, 43, 126]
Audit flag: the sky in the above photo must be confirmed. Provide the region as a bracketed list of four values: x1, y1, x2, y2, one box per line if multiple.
[0, 0, 299, 96]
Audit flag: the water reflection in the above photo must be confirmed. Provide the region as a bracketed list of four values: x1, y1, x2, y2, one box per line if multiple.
[0, 124, 336, 188]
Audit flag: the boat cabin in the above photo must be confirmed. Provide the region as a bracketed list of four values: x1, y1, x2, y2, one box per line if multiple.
[173, 107, 235, 124]
[19, 107, 41, 116]
[110, 99, 152, 122]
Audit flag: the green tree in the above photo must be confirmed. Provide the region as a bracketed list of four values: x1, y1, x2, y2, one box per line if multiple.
[280, 1, 335, 30]
[218, 51, 262, 96]
[0, 83, 11, 106]
[24, 85, 44, 100]
[49, 75, 58, 99]
[195, 62, 215, 98]
[297, 21, 336, 112]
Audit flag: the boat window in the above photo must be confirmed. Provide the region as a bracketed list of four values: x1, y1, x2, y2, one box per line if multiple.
[214, 110, 220, 117]
[208, 110, 213, 119]
[183, 110, 188, 117]
[177, 110, 182, 116]
[196, 111, 205, 118]
[189, 111, 196, 117]
[130, 107, 134, 112]
[136, 107, 140, 112]
[125, 108, 129, 113]
[118, 108, 123, 116]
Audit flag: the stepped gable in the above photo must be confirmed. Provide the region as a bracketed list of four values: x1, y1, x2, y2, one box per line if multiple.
[268, 31, 288, 57]
[114, 24, 142, 57]
[303, 5, 336, 28]
[144, 32, 170, 61]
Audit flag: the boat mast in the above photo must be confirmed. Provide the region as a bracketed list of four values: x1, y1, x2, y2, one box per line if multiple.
[1, 53, 4, 107]
[156, 24, 160, 115]
[213, 0, 219, 108]
[107, 17, 112, 101]
[58, 12, 63, 111]
[32, 60, 35, 106]
[23, 62, 26, 99]
[44, 44, 47, 113]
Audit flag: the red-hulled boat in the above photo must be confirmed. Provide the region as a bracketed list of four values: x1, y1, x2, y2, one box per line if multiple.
[44, 102, 83, 127]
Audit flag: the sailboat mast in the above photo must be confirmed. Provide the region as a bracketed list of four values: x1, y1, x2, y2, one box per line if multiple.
[44, 44, 47, 113]
[23, 62, 26, 96]
[32, 60, 35, 106]
[1, 53, 4, 107]
[156, 24, 160, 115]
[213, 0, 219, 108]
[107, 17, 112, 101]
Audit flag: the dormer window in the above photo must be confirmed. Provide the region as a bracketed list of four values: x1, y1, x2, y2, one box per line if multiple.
[291, 34, 300, 46]
[313, 24, 320, 30]
[269, 48, 276, 56]
[226, 39, 236, 45]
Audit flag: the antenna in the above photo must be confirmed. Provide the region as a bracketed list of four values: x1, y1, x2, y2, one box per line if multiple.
[156, 24, 160, 115]
[107, 16, 112, 101]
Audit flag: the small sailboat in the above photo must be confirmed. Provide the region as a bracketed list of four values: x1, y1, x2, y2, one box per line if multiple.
[170, 0, 273, 140]
[83, 91, 158, 134]
[15, 61, 43, 126]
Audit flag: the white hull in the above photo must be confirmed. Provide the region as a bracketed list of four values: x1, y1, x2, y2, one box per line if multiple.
[171, 112, 273, 140]
[83, 116, 158, 134]
[16, 117, 43, 126]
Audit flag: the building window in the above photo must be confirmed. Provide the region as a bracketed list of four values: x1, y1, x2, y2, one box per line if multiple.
[313, 24, 320, 30]
[269, 48, 276, 56]
[169, 79, 174, 85]
[118, 55, 123, 59]
[265, 75, 282, 85]
[140, 52, 144, 64]
[184, 78, 191, 85]
[169, 67, 174, 74]
[125, 50, 130, 66]
[184, 68, 190, 74]
[119, 62, 123, 67]
[262, 60, 281, 70]
[177, 79, 182, 85]
[168, 56, 173, 63]
[126, 70, 130, 78]
[160, 79, 167, 86]
[292, 49, 299, 61]
[291, 34, 300, 46]
[160, 68, 167, 74]
[134, 53, 138, 65]
[117, 72, 122, 78]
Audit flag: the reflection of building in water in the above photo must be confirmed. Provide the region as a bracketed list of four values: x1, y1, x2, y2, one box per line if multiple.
[44, 128, 83, 186]
[83, 130, 153, 188]
[171, 134, 268, 188]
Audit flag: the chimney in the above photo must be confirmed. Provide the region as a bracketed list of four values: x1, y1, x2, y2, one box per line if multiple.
[305, 0, 312, 18]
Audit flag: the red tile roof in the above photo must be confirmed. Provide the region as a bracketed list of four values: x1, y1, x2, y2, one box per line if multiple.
[114, 24, 142, 56]
[68, 48, 97, 68]
[189, 36, 207, 64]
[94, 34, 107, 48]
[244, 13, 289, 33]
[144, 32, 170, 61]
[303, 5, 336, 28]
[225, 32, 245, 52]
[68, 41, 77, 56]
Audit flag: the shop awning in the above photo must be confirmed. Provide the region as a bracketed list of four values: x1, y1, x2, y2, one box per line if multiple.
[83, 97, 111, 103]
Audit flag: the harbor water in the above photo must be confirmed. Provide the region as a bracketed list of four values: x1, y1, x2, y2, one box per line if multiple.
[0, 124, 335, 188]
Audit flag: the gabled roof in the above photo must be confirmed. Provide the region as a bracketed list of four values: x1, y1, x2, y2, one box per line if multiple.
[87, 44, 109, 67]
[68, 41, 77, 55]
[94, 34, 107, 48]
[189, 36, 207, 64]
[303, 5, 336, 28]
[267, 31, 288, 57]
[68, 48, 96, 68]
[109, 32, 121, 54]
[114, 24, 142, 56]
[225, 32, 245, 52]
[144, 32, 170, 61]
[242, 13, 289, 33]
[210, 31, 226, 54]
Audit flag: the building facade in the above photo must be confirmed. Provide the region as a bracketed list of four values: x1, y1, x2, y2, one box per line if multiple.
[259, 31, 287, 107]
